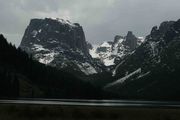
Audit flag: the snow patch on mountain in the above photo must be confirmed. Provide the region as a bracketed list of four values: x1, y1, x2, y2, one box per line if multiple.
[137, 71, 151, 79]
[105, 68, 142, 88]
[104, 58, 115, 66]
[48, 17, 77, 28]
[20, 18, 102, 76]
[89, 45, 100, 58]
[32, 44, 49, 52]
[112, 60, 125, 76]
[39, 52, 58, 64]
[100, 42, 112, 47]
[89, 36, 144, 66]
[77, 62, 98, 75]
[137, 37, 145, 45]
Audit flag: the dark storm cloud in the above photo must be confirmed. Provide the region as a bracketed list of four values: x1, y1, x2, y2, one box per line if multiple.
[0, 0, 180, 46]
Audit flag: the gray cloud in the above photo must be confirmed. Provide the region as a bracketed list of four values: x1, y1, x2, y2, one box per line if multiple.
[0, 0, 180, 46]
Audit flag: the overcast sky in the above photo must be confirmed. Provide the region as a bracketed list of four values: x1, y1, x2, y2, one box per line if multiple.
[0, 0, 180, 46]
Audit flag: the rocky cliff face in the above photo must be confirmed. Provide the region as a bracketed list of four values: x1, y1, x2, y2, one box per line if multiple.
[104, 19, 180, 100]
[110, 21, 177, 79]
[20, 18, 103, 75]
[89, 32, 144, 66]
[125, 31, 138, 50]
[20, 18, 89, 56]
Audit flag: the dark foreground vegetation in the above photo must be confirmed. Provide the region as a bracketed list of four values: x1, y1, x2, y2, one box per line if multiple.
[0, 104, 180, 120]
[0, 35, 112, 99]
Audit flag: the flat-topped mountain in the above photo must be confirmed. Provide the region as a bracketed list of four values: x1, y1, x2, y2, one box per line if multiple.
[20, 18, 104, 75]
[21, 18, 89, 55]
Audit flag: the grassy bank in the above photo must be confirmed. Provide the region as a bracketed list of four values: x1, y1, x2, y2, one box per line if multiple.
[0, 104, 180, 120]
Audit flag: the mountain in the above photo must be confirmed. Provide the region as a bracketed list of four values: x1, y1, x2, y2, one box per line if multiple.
[104, 19, 180, 100]
[89, 31, 144, 66]
[20, 18, 104, 76]
[0, 34, 111, 99]
[1, 17, 180, 100]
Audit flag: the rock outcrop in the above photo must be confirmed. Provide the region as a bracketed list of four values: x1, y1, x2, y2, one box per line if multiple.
[104, 19, 180, 100]
[20, 18, 103, 75]
[89, 32, 144, 66]
[125, 31, 138, 50]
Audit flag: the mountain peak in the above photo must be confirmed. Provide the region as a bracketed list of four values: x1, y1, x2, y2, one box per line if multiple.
[125, 31, 138, 50]
[89, 32, 144, 66]
[19, 18, 103, 75]
[44, 18, 78, 27]
[21, 18, 89, 55]
[114, 35, 124, 43]
[104, 19, 180, 99]
[127, 31, 133, 35]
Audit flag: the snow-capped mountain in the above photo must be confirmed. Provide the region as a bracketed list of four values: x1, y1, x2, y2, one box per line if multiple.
[104, 19, 180, 99]
[20, 18, 103, 75]
[89, 32, 144, 66]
